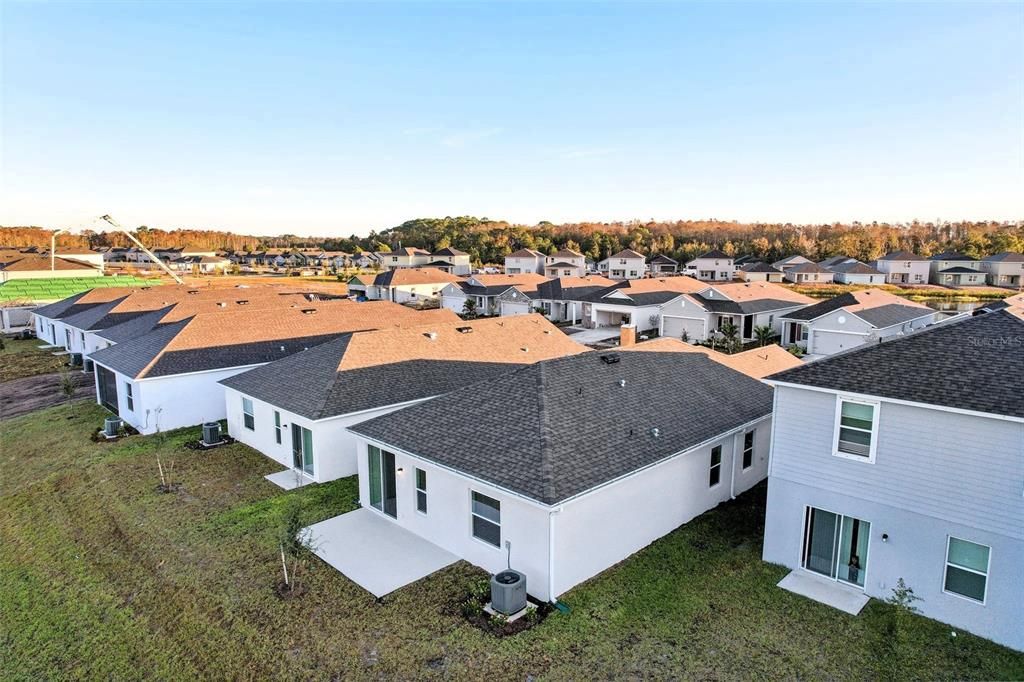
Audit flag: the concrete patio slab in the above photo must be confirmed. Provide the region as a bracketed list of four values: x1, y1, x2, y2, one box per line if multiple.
[304, 508, 458, 597]
[264, 469, 314, 490]
[778, 570, 869, 615]
[561, 326, 620, 345]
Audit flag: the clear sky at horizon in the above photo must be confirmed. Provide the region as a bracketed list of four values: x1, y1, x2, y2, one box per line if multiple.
[2, 1, 1022, 237]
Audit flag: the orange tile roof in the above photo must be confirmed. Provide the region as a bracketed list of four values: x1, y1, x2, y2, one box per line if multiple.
[1, 255, 98, 272]
[336, 314, 588, 371]
[467, 273, 549, 287]
[375, 267, 463, 286]
[135, 303, 458, 377]
[847, 288, 931, 312]
[710, 281, 815, 304]
[614, 275, 706, 294]
[623, 337, 803, 379]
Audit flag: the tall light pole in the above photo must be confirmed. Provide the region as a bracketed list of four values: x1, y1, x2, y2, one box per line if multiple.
[98, 214, 184, 284]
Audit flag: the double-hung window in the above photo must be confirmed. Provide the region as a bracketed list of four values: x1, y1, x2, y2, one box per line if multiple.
[742, 431, 755, 470]
[944, 537, 990, 603]
[125, 382, 134, 411]
[274, 411, 282, 444]
[471, 491, 501, 547]
[709, 445, 722, 487]
[415, 468, 427, 514]
[835, 399, 877, 461]
[242, 397, 255, 431]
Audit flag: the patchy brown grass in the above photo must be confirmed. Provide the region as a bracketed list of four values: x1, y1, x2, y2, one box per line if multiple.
[1, 403, 1021, 680]
[0, 337, 66, 383]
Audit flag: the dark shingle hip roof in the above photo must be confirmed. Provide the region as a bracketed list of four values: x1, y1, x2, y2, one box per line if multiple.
[350, 352, 774, 505]
[850, 304, 935, 328]
[767, 310, 1024, 419]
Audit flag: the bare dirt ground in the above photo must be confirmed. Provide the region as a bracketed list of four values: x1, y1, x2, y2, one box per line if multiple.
[0, 370, 93, 421]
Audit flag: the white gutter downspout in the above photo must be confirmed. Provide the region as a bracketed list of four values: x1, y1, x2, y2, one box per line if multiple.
[548, 506, 562, 603]
[728, 430, 738, 499]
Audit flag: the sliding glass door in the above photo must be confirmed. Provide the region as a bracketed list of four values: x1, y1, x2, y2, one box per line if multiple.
[802, 507, 870, 588]
[367, 445, 397, 518]
[290, 424, 314, 477]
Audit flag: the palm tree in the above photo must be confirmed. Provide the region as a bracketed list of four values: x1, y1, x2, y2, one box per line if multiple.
[718, 321, 741, 354]
[753, 325, 775, 347]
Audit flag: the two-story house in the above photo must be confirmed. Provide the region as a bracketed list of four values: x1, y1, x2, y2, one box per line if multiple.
[597, 249, 647, 280]
[872, 250, 930, 285]
[544, 249, 586, 278]
[979, 252, 1024, 288]
[928, 251, 984, 286]
[684, 249, 735, 281]
[762, 310, 1023, 651]
[504, 248, 546, 275]
[377, 247, 432, 270]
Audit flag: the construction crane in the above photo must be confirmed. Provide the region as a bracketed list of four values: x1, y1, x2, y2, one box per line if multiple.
[98, 214, 184, 284]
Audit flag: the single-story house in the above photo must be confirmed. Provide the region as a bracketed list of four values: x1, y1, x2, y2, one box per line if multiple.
[783, 262, 835, 284]
[220, 315, 587, 483]
[778, 289, 937, 356]
[737, 262, 784, 283]
[582, 276, 708, 331]
[364, 268, 463, 304]
[439, 273, 548, 316]
[647, 254, 679, 275]
[86, 303, 458, 434]
[1, 254, 101, 282]
[345, 274, 375, 299]
[657, 281, 813, 343]
[345, 350, 775, 602]
[771, 255, 813, 272]
[826, 261, 886, 285]
[498, 276, 616, 323]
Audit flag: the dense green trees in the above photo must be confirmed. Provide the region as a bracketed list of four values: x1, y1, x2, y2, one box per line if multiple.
[3, 217, 1021, 267]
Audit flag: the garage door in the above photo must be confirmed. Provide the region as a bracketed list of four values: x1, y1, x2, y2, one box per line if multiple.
[811, 330, 863, 356]
[662, 316, 705, 342]
[500, 301, 531, 317]
[441, 295, 467, 314]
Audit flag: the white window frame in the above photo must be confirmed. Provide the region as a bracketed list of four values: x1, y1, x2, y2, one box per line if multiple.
[832, 397, 879, 463]
[709, 445, 723, 487]
[415, 468, 427, 515]
[242, 397, 255, 431]
[742, 430, 755, 470]
[470, 490, 501, 548]
[943, 536, 990, 605]
[124, 382, 134, 412]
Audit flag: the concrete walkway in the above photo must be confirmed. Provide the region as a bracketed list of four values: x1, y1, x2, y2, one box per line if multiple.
[305, 508, 458, 597]
[264, 468, 315, 490]
[778, 570, 870, 615]
[561, 326, 621, 345]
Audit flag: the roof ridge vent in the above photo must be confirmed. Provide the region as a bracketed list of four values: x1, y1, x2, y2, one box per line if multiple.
[301, 308, 317, 314]
[456, 326, 473, 333]
[600, 353, 620, 364]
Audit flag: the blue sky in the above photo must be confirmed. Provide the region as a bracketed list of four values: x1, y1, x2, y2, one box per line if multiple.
[2, 1, 1021, 236]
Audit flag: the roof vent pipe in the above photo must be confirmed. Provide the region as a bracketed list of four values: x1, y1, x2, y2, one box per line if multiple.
[618, 379, 626, 387]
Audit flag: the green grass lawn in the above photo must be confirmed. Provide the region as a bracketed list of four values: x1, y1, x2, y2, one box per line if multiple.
[1, 402, 1021, 680]
[0, 337, 66, 383]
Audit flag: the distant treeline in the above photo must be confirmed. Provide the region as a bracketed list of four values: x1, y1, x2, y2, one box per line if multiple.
[3, 217, 1021, 266]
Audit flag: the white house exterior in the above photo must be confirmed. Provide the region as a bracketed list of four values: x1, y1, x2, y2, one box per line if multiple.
[439, 273, 547, 317]
[597, 249, 647, 280]
[827, 261, 886, 285]
[376, 247, 432, 270]
[927, 251, 984, 286]
[497, 276, 616, 324]
[782, 262, 835, 284]
[771, 255, 813, 272]
[544, 249, 586, 278]
[647, 254, 678, 275]
[220, 316, 586, 483]
[365, 268, 463, 304]
[979, 252, 1024, 288]
[684, 249, 735, 282]
[736, 262, 784, 283]
[346, 351, 775, 602]
[658, 281, 813, 343]
[762, 311, 1024, 652]
[504, 249, 546, 275]
[872, 250, 930, 285]
[778, 289, 937, 356]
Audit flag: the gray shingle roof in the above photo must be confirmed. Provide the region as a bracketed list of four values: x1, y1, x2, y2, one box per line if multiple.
[350, 351, 774, 505]
[95, 307, 172, 343]
[852, 303, 934, 328]
[697, 249, 731, 259]
[768, 310, 1024, 419]
[779, 293, 858, 321]
[938, 266, 982, 274]
[220, 335, 528, 419]
[33, 291, 94, 319]
[829, 261, 883, 275]
[878, 250, 927, 261]
[534, 279, 609, 302]
[740, 262, 782, 273]
[929, 251, 977, 261]
[982, 252, 1024, 263]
